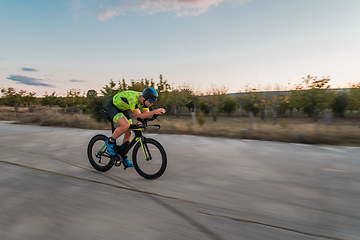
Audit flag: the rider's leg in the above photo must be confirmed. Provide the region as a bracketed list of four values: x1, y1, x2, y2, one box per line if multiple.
[123, 129, 132, 158]
[123, 129, 132, 143]
[109, 117, 133, 167]
[105, 117, 129, 156]
[109, 117, 130, 141]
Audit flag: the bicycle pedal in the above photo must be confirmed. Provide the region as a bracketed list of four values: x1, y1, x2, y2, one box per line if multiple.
[112, 155, 122, 167]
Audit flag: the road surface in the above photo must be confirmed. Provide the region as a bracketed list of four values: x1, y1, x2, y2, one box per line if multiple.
[1, 121, 359, 240]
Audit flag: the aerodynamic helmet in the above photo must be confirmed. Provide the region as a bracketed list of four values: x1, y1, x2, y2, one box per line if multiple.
[142, 87, 158, 104]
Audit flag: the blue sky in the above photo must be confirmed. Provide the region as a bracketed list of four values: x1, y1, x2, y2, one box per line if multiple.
[1, 0, 359, 96]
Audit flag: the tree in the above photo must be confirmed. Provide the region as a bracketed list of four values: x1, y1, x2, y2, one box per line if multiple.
[221, 96, 237, 115]
[267, 89, 289, 123]
[243, 96, 260, 116]
[244, 86, 266, 119]
[156, 74, 172, 109]
[156, 74, 172, 93]
[128, 78, 155, 92]
[234, 92, 246, 116]
[169, 83, 196, 117]
[289, 86, 303, 116]
[87, 96, 108, 122]
[198, 97, 210, 115]
[101, 79, 119, 98]
[86, 90, 98, 99]
[168, 89, 182, 117]
[42, 92, 58, 110]
[179, 83, 196, 113]
[348, 83, 360, 117]
[277, 93, 290, 116]
[63, 88, 83, 113]
[330, 90, 349, 117]
[23, 92, 37, 109]
[206, 85, 228, 121]
[1, 87, 27, 118]
[119, 78, 128, 92]
[295, 75, 333, 121]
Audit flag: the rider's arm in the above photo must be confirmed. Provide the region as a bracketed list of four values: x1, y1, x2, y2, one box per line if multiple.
[132, 108, 165, 119]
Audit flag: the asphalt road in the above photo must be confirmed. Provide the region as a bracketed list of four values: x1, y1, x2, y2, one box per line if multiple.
[1, 121, 360, 240]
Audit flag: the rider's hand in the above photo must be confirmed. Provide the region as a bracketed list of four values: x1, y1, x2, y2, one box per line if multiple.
[154, 108, 166, 115]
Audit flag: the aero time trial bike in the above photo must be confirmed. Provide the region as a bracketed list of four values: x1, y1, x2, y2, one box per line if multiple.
[87, 110, 167, 180]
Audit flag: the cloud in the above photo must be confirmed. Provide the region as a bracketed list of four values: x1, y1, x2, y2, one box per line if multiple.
[69, 79, 87, 82]
[97, 8, 118, 21]
[21, 67, 38, 72]
[139, 0, 246, 16]
[72, 0, 250, 21]
[7, 75, 56, 87]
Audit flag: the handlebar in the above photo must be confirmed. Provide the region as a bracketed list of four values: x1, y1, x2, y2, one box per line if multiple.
[137, 114, 158, 123]
[136, 114, 160, 130]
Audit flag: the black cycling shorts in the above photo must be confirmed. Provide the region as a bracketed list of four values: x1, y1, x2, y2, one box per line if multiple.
[106, 98, 131, 123]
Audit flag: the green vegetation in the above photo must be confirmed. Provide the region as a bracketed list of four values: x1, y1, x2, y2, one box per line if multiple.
[1, 74, 360, 146]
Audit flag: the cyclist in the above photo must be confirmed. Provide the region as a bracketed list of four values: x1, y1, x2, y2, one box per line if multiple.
[105, 87, 166, 167]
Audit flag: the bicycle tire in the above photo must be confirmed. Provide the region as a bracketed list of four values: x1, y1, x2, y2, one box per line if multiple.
[132, 138, 167, 180]
[87, 134, 114, 172]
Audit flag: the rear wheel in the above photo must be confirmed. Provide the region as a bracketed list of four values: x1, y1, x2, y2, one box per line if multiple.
[132, 138, 167, 180]
[87, 134, 114, 172]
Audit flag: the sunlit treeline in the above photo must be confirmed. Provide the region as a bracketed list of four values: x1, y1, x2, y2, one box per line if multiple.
[1, 74, 360, 121]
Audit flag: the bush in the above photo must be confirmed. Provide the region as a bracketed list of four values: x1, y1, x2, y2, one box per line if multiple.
[199, 101, 210, 115]
[331, 91, 348, 117]
[221, 97, 237, 115]
[243, 101, 259, 116]
[85, 96, 108, 122]
[197, 112, 206, 125]
[211, 110, 218, 122]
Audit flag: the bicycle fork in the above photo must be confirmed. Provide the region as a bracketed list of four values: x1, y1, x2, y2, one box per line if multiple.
[138, 137, 152, 161]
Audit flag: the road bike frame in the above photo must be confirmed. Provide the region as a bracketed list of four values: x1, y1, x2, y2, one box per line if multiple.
[88, 109, 166, 179]
[99, 109, 159, 162]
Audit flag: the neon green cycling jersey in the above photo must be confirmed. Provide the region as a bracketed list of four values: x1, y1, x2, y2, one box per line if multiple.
[112, 90, 149, 111]
[111, 91, 149, 123]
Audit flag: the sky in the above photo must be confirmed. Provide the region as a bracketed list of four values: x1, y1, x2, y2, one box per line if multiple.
[1, 0, 360, 97]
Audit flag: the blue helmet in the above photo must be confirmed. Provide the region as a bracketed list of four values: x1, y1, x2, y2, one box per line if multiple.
[142, 87, 158, 104]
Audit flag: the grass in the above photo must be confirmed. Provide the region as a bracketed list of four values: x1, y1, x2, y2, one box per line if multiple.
[155, 114, 360, 146]
[1, 106, 360, 146]
[0, 106, 110, 130]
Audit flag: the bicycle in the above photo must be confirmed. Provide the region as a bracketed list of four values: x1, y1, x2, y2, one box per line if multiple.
[87, 110, 167, 180]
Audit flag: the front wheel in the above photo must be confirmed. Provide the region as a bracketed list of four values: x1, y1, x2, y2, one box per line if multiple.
[132, 138, 167, 180]
[87, 134, 114, 172]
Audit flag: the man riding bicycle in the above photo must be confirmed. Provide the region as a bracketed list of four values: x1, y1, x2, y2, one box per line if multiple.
[105, 87, 166, 167]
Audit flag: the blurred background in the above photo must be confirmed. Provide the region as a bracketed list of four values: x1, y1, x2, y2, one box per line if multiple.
[1, 1, 360, 239]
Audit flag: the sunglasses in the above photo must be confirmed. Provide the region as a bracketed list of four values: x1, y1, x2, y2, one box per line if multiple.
[147, 97, 156, 104]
